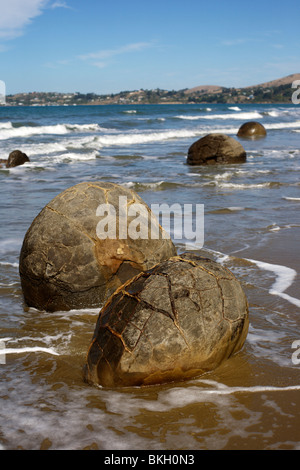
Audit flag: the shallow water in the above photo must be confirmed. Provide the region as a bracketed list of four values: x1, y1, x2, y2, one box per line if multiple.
[0, 103, 300, 450]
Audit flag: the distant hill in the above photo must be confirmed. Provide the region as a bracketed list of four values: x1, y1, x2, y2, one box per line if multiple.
[4, 74, 300, 106]
[184, 85, 224, 95]
[245, 73, 300, 89]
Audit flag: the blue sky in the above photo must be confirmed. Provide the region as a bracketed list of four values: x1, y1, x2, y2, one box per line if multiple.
[0, 0, 299, 94]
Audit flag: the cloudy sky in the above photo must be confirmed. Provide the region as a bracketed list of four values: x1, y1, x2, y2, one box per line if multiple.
[0, 0, 299, 94]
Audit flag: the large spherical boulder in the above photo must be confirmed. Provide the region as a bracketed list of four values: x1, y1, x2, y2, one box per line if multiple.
[6, 150, 30, 168]
[237, 121, 267, 139]
[187, 134, 246, 165]
[84, 253, 249, 387]
[19, 182, 177, 312]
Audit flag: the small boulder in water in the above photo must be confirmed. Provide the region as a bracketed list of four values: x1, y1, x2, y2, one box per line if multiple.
[6, 150, 30, 168]
[237, 121, 267, 139]
[187, 133, 246, 165]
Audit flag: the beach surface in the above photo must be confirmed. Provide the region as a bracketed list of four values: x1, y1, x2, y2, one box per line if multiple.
[0, 102, 300, 450]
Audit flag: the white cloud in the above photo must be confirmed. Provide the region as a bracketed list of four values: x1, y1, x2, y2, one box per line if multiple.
[0, 0, 48, 39]
[50, 1, 73, 9]
[79, 42, 153, 68]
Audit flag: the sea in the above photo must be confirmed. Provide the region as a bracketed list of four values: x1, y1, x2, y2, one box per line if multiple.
[0, 102, 299, 450]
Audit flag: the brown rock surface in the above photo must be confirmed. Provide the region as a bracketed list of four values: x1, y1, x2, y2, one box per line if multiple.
[19, 182, 177, 312]
[237, 121, 267, 139]
[187, 133, 246, 165]
[6, 150, 30, 168]
[84, 253, 249, 387]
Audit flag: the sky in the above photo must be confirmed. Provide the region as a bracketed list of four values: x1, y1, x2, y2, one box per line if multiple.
[0, 0, 300, 95]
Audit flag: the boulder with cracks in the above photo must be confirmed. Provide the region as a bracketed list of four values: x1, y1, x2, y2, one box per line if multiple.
[84, 253, 249, 387]
[19, 182, 177, 312]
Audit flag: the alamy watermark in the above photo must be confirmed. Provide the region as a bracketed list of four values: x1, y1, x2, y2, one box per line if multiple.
[0, 80, 5, 105]
[291, 80, 300, 104]
[292, 340, 300, 365]
[96, 196, 204, 248]
[0, 340, 6, 364]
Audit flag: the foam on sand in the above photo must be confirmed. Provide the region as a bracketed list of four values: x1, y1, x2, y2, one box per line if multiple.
[2, 346, 59, 356]
[246, 258, 300, 308]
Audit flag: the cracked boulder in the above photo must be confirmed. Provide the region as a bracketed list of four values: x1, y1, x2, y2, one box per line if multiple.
[83, 253, 249, 387]
[19, 182, 177, 312]
[187, 133, 246, 165]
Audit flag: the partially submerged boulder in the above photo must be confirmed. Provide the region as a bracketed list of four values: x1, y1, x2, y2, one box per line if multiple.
[19, 182, 177, 312]
[84, 253, 249, 387]
[187, 133, 246, 165]
[237, 121, 267, 139]
[6, 150, 30, 168]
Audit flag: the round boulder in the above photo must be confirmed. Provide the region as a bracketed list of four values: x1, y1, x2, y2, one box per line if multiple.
[187, 133, 246, 165]
[237, 121, 267, 139]
[6, 150, 30, 168]
[19, 182, 177, 312]
[84, 253, 249, 387]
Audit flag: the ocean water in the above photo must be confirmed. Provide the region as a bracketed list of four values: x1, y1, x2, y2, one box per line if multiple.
[0, 103, 300, 450]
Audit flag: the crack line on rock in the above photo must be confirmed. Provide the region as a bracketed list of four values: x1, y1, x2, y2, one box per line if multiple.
[45, 205, 97, 243]
[106, 325, 132, 353]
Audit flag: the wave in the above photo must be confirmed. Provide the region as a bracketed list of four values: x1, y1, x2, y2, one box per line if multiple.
[283, 196, 300, 201]
[265, 121, 300, 130]
[93, 128, 204, 147]
[175, 111, 263, 121]
[246, 258, 300, 308]
[0, 121, 13, 129]
[0, 261, 19, 268]
[122, 180, 183, 191]
[207, 206, 248, 214]
[206, 247, 300, 308]
[205, 181, 280, 189]
[2, 346, 59, 356]
[0, 122, 101, 140]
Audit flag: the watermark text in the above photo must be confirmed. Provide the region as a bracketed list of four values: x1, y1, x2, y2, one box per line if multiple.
[0, 340, 6, 364]
[0, 80, 5, 105]
[292, 80, 300, 104]
[292, 340, 300, 365]
[96, 197, 204, 249]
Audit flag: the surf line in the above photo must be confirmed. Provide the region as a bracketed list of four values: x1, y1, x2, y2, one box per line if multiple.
[204, 248, 300, 308]
[2, 346, 59, 356]
[246, 258, 300, 308]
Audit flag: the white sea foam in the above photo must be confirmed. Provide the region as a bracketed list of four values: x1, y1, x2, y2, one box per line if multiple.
[0, 121, 13, 129]
[246, 258, 300, 308]
[283, 197, 300, 201]
[175, 111, 263, 121]
[265, 121, 300, 130]
[122, 180, 167, 191]
[3, 346, 59, 356]
[0, 122, 101, 140]
[0, 261, 19, 268]
[51, 151, 98, 162]
[228, 106, 241, 111]
[227, 206, 246, 211]
[93, 128, 202, 147]
[104, 379, 300, 416]
[266, 110, 279, 117]
[208, 181, 272, 189]
[204, 248, 300, 308]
